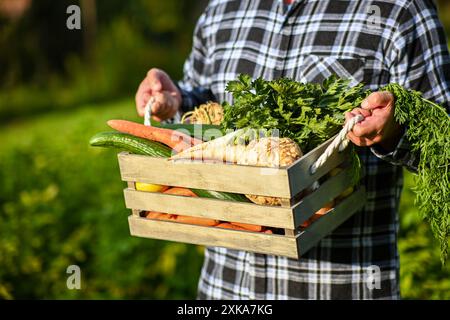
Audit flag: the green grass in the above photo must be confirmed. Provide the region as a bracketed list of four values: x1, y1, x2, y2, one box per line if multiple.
[0, 99, 203, 299]
[0, 99, 449, 299]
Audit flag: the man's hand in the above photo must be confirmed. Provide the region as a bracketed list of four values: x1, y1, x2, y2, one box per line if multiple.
[345, 91, 403, 151]
[135, 68, 182, 121]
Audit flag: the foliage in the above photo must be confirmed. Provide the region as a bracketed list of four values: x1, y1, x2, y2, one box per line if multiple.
[0, 0, 203, 122]
[382, 83, 450, 262]
[222, 74, 369, 153]
[399, 173, 450, 298]
[0, 101, 203, 299]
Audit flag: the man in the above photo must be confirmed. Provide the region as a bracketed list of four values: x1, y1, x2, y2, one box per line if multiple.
[135, 0, 450, 299]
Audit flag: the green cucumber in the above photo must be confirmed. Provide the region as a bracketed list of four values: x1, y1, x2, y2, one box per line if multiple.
[158, 123, 223, 141]
[191, 188, 250, 203]
[89, 131, 172, 157]
[90, 131, 249, 203]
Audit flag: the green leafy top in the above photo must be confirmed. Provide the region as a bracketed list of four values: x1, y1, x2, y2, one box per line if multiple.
[222, 74, 369, 152]
[382, 83, 450, 263]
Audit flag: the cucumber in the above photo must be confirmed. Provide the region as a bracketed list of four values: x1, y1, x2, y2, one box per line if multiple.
[191, 188, 250, 203]
[158, 123, 223, 141]
[90, 131, 249, 203]
[89, 132, 172, 157]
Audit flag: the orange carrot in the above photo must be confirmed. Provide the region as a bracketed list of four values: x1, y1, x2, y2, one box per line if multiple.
[216, 222, 248, 231]
[314, 200, 334, 216]
[230, 222, 263, 232]
[173, 215, 219, 227]
[146, 211, 219, 226]
[300, 200, 335, 228]
[107, 119, 202, 152]
[145, 211, 176, 221]
[163, 187, 198, 197]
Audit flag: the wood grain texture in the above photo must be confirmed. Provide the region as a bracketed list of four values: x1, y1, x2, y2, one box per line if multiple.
[128, 215, 299, 258]
[296, 186, 366, 256]
[123, 188, 295, 228]
[126, 181, 140, 217]
[118, 152, 291, 197]
[292, 166, 356, 227]
[287, 136, 348, 197]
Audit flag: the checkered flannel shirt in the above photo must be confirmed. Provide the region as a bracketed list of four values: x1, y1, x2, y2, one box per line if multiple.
[177, 0, 450, 299]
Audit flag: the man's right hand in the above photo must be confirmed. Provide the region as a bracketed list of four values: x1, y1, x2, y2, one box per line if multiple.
[135, 68, 182, 121]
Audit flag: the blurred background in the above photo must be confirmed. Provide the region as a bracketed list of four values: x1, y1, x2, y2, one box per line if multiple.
[0, 0, 449, 299]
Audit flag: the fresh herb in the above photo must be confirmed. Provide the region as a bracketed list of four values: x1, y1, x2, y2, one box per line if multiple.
[222, 74, 450, 262]
[222, 74, 368, 152]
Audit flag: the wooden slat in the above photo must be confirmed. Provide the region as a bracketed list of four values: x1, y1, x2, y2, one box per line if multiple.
[287, 136, 348, 196]
[128, 215, 299, 258]
[279, 197, 296, 236]
[127, 181, 140, 217]
[123, 189, 295, 229]
[118, 153, 292, 198]
[297, 186, 366, 256]
[292, 166, 356, 227]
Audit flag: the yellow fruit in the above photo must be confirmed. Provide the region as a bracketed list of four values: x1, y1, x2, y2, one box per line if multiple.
[135, 182, 168, 193]
[337, 186, 354, 200]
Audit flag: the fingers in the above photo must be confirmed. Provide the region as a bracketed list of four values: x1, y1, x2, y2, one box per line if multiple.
[345, 109, 380, 146]
[346, 131, 381, 147]
[135, 68, 182, 117]
[146, 68, 164, 92]
[135, 82, 151, 116]
[344, 91, 397, 148]
[361, 91, 394, 110]
[151, 91, 179, 121]
[348, 107, 372, 118]
[135, 68, 168, 116]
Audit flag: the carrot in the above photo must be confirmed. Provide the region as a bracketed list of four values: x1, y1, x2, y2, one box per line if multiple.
[173, 215, 219, 226]
[145, 211, 176, 221]
[216, 222, 248, 231]
[163, 187, 198, 197]
[230, 222, 263, 232]
[147, 189, 219, 226]
[146, 211, 219, 226]
[300, 200, 335, 228]
[314, 200, 334, 216]
[107, 119, 202, 153]
[217, 222, 268, 233]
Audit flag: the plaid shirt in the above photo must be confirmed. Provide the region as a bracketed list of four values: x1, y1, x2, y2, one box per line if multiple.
[177, 0, 450, 299]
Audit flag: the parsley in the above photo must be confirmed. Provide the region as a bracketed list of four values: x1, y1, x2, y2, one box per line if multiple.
[222, 74, 368, 152]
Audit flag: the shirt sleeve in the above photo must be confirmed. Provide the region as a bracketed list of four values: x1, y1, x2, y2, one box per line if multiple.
[370, 0, 450, 172]
[177, 6, 216, 113]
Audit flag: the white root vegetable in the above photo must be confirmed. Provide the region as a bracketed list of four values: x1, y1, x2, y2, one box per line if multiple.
[170, 130, 302, 168]
[170, 130, 303, 206]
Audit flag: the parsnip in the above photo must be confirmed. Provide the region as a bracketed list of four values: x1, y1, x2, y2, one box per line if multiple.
[170, 130, 302, 168]
[170, 130, 303, 206]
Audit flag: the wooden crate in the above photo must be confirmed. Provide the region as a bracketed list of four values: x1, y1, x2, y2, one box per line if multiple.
[117, 136, 366, 259]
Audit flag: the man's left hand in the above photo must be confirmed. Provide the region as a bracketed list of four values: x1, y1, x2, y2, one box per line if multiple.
[345, 91, 403, 151]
